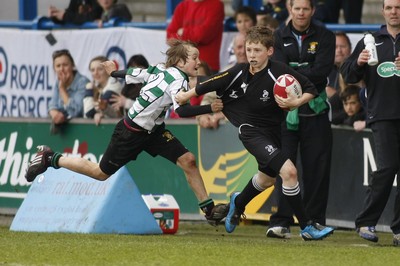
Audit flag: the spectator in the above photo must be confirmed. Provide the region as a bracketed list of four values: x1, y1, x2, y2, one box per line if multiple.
[83, 55, 123, 125]
[332, 84, 366, 131]
[225, 31, 248, 70]
[196, 32, 246, 129]
[326, 32, 352, 98]
[226, 6, 257, 67]
[48, 49, 89, 134]
[198, 32, 247, 129]
[97, 0, 132, 27]
[281, 0, 325, 29]
[48, 0, 103, 25]
[326, 32, 352, 123]
[110, 54, 150, 114]
[257, 14, 280, 31]
[166, 0, 225, 73]
[257, 0, 289, 25]
[231, 0, 242, 12]
[234, 6, 258, 36]
[340, 0, 400, 245]
[312, 0, 330, 23]
[325, 0, 364, 24]
[267, 0, 335, 239]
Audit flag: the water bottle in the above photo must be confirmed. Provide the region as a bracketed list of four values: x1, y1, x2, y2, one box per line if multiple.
[364, 33, 379, 66]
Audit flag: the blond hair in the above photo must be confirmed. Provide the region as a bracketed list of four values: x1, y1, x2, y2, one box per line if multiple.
[165, 39, 197, 68]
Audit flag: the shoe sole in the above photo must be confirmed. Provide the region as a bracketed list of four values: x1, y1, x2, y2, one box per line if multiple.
[265, 227, 291, 239]
[358, 233, 378, 243]
[301, 232, 332, 241]
[301, 227, 335, 241]
[266, 230, 291, 239]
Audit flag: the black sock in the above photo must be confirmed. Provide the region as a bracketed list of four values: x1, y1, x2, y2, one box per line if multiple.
[199, 198, 214, 216]
[235, 177, 263, 211]
[282, 182, 309, 229]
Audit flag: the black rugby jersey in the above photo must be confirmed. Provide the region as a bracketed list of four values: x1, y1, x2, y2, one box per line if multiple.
[195, 60, 317, 129]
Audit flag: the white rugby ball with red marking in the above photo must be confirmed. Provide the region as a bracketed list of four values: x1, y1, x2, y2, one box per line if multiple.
[273, 74, 302, 99]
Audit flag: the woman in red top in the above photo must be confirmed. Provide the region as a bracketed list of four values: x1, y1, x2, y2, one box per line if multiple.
[166, 0, 225, 73]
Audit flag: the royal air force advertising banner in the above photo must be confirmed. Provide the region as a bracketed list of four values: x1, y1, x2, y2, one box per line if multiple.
[0, 27, 171, 118]
[0, 28, 236, 118]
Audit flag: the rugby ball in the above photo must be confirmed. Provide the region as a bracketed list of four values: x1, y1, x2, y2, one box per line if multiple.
[273, 74, 302, 99]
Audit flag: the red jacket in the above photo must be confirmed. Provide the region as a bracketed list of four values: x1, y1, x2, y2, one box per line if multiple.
[166, 0, 224, 72]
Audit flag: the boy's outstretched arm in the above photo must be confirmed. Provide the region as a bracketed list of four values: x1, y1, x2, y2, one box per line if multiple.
[175, 88, 198, 105]
[101, 61, 128, 78]
[175, 99, 223, 118]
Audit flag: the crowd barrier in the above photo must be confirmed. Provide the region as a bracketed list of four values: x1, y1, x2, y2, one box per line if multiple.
[0, 118, 397, 231]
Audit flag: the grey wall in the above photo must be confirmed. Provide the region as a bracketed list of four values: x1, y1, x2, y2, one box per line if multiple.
[0, 0, 66, 20]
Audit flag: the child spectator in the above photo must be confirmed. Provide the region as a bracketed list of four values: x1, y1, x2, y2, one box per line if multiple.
[226, 6, 257, 67]
[83, 56, 123, 125]
[257, 14, 280, 31]
[110, 54, 150, 114]
[257, 0, 289, 25]
[334, 85, 366, 131]
[48, 49, 89, 134]
[97, 0, 132, 27]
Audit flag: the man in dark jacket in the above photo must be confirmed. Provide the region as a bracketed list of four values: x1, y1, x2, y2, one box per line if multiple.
[340, 0, 400, 246]
[267, 0, 335, 239]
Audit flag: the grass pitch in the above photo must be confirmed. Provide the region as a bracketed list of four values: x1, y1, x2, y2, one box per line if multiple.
[1, 222, 399, 266]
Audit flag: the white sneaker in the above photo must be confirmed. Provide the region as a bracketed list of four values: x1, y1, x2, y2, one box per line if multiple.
[393, 233, 400, 246]
[266, 226, 291, 239]
[357, 226, 378, 242]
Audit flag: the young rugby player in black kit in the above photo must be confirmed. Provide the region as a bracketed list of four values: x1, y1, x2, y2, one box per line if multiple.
[175, 26, 335, 240]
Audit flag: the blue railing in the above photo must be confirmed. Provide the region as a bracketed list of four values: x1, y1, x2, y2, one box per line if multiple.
[0, 15, 381, 33]
[16, 0, 263, 21]
[8, 0, 381, 32]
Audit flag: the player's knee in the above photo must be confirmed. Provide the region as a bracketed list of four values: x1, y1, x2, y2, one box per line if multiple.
[285, 166, 297, 181]
[254, 173, 275, 189]
[280, 161, 298, 182]
[177, 152, 197, 170]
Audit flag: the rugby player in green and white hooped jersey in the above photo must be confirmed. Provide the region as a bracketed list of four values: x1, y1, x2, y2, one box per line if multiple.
[25, 40, 228, 226]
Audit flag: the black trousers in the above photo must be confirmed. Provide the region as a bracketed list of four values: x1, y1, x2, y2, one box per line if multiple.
[325, 0, 364, 23]
[269, 112, 332, 227]
[355, 120, 400, 234]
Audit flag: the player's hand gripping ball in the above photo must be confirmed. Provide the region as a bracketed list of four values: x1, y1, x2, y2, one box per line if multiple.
[273, 74, 302, 99]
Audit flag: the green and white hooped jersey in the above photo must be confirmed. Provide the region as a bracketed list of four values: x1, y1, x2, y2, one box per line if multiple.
[125, 64, 188, 131]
